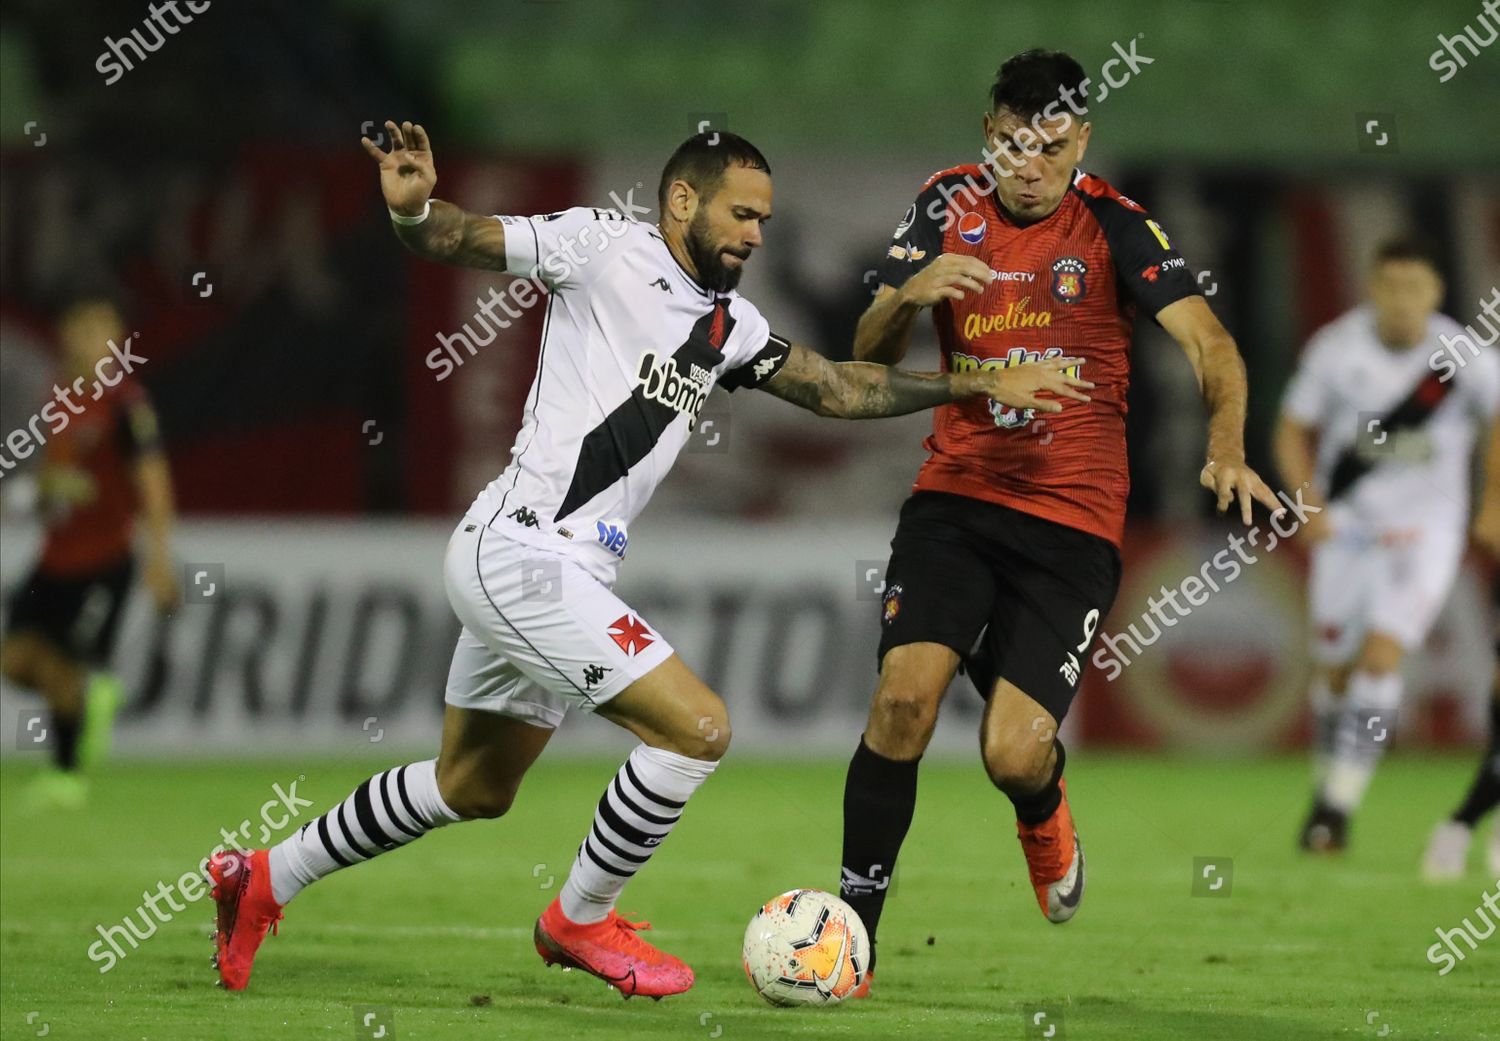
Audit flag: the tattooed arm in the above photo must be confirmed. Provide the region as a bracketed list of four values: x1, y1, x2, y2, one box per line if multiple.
[759, 343, 1092, 419]
[362, 119, 509, 270]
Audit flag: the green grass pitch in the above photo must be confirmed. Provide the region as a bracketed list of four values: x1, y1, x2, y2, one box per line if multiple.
[1, 753, 1496, 1040]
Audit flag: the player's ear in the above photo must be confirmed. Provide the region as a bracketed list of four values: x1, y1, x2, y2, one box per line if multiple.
[666, 179, 699, 224]
[981, 110, 996, 147]
[1075, 122, 1092, 163]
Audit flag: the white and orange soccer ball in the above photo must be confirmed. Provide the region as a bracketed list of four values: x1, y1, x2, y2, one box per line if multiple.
[742, 888, 869, 1006]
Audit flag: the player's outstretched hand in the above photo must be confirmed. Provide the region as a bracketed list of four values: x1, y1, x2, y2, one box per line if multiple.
[1199, 459, 1283, 526]
[896, 254, 993, 307]
[361, 120, 436, 217]
[967, 356, 1093, 414]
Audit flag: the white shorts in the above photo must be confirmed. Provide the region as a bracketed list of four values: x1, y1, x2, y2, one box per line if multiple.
[1307, 523, 1463, 664]
[441, 519, 674, 729]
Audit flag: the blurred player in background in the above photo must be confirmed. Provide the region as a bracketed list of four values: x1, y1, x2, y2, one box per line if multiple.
[1423, 420, 1500, 880]
[0, 297, 179, 807]
[203, 120, 1090, 998]
[836, 49, 1280, 991]
[1276, 240, 1500, 856]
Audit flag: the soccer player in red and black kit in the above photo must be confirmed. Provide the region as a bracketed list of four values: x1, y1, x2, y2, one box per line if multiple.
[0, 298, 179, 808]
[837, 50, 1282, 991]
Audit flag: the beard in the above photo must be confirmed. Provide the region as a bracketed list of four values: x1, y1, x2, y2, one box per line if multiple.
[685, 210, 747, 292]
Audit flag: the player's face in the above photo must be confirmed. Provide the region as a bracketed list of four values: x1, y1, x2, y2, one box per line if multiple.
[1368, 259, 1442, 349]
[982, 108, 1091, 223]
[59, 302, 126, 377]
[685, 165, 772, 292]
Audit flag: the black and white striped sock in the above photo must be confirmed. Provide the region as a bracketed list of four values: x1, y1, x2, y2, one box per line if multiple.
[267, 758, 461, 905]
[559, 744, 716, 924]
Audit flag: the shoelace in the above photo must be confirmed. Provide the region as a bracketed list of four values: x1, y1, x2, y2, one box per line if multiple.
[608, 914, 664, 962]
[1019, 822, 1069, 878]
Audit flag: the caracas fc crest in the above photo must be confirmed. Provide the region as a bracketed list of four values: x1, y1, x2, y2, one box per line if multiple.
[1051, 256, 1088, 303]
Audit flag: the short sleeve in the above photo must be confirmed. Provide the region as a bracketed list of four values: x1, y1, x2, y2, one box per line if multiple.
[1282, 333, 1335, 425]
[718, 296, 790, 392]
[1081, 190, 1201, 318]
[498, 206, 633, 290]
[875, 178, 949, 289]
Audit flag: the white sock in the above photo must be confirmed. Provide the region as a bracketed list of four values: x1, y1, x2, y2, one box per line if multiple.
[1322, 671, 1402, 814]
[268, 759, 461, 906]
[1310, 676, 1341, 784]
[558, 744, 717, 925]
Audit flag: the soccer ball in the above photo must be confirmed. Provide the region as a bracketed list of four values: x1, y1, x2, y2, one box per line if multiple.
[742, 888, 869, 1006]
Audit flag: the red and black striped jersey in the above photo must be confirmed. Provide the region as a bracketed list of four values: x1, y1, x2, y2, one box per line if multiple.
[877, 164, 1201, 547]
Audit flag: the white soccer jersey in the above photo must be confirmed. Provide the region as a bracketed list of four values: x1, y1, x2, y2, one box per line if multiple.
[1281, 304, 1500, 534]
[465, 207, 790, 577]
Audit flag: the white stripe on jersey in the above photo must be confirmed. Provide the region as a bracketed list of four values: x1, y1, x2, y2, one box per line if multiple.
[466, 208, 789, 574]
[1281, 304, 1500, 533]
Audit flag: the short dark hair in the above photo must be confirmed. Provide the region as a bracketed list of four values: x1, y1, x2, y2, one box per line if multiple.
[657, 132, 771, 213]
[990, 48, 1088, 119]
[1373, 236, 1443, 276]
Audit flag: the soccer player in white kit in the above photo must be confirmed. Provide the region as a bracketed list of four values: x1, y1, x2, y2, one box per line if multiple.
[204, 121, 1093, 997]
[1275, 239, 1500, 853]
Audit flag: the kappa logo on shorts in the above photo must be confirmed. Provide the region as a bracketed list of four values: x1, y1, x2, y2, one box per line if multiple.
[607, 614, 655, 656]
[583, 663, 613, 689]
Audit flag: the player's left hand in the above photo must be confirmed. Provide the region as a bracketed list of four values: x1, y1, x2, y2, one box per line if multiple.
[144, 555, 181, 615]
[1199, 458, 1282, 526]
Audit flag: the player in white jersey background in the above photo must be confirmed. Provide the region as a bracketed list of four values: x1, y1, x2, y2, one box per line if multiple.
[1274, 239, 1500, 855]
[202, 121, 1093, 998]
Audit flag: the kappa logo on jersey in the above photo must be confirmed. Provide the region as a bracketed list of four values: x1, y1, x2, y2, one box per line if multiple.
[1051, 257, 1088, 303]
[957, 211, 987, 245]
[649, 276, 672, 293]
[637, 349, 711, 421]
[753, 354, 784, 380]
[595, 520, 629, 558]
[508, 505, 540, 528]
[607, 613, 655, 656]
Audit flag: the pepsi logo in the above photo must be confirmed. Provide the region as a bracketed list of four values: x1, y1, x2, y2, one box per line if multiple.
[957, 211, 987, 245]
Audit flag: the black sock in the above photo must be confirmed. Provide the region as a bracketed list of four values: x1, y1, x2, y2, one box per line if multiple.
[1006, 740, 1067, 826]
[51, 713, 81, 772]
[839, 738, 919, 973]
[1452, 700, 1500, 827]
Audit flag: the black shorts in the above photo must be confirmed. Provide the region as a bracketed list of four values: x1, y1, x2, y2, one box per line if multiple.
[876, 491, 1121, 724]
[5, 557, 136, 666]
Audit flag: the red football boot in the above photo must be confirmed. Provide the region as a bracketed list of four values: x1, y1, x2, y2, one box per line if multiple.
[534, 897, 693, 999]
[1015, 778, 1085, 923]
[207, 849, 284, 990]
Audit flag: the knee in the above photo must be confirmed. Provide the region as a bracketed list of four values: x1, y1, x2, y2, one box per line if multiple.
[981, 732, 1053, 795]
[680, 717, 732, 762]
[435, 764, 518, 821]
[1321, 665, 1352, 696]
[0, 642, 31, 686]
[1355, 636, 1403, 676]
[866, 674, 944, 754]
